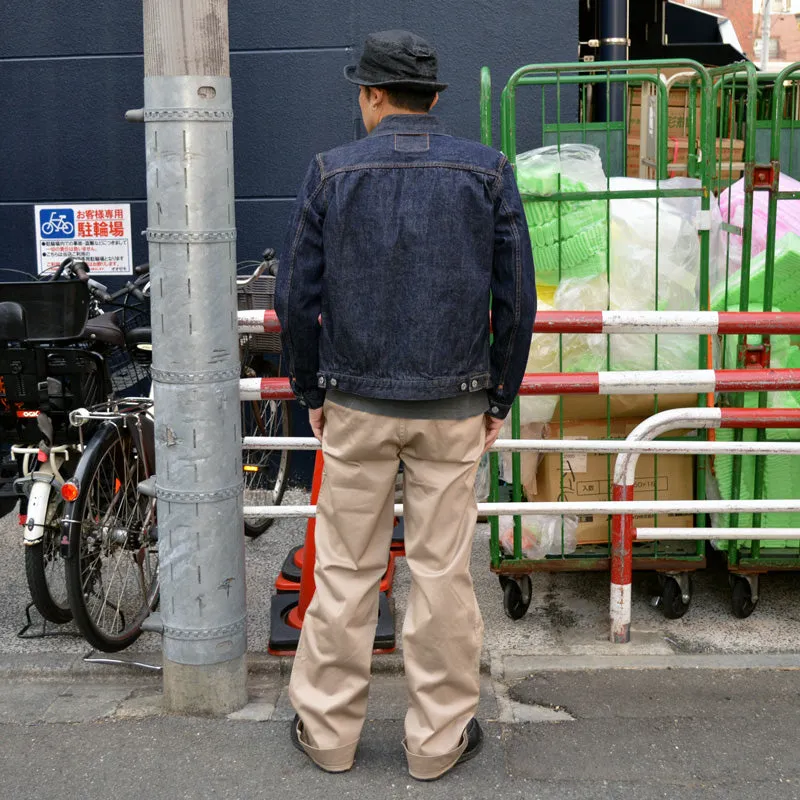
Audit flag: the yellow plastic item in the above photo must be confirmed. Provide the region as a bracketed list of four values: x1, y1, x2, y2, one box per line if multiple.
[536, 282, 557, 305]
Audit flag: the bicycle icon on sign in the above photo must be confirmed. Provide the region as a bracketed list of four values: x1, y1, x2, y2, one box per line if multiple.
[39, 208, 75, 238]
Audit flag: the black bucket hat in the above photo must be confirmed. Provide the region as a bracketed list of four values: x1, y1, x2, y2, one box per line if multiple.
[344, 30, 447, 92]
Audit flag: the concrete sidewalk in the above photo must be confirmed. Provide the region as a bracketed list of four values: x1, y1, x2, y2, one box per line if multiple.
[2, 666, 800, 800]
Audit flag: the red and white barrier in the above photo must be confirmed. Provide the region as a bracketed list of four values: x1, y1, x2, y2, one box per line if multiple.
[609, 407, 800, 644]
[238, 309, 800, 337]
[238, 307, 800, 644]
[241, 370, 800, 402]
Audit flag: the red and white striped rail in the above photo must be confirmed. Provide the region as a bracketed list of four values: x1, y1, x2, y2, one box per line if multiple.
[240, 370, 800, 401]
[238, 309, 800, 336]
[609, 407, 800, 645]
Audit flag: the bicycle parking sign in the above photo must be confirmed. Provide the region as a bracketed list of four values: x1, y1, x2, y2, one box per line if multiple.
[34, 203, 133, 276]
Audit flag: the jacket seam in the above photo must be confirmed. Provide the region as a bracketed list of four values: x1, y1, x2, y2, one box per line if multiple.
[321, 162, 502, 179]
[285, 163, 326, 391]
[321, 370, 490, 385]
[496, 189, 523, 391]
[490, 155, 507, 202]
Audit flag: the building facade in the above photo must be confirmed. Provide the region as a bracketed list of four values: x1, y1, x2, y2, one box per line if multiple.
[677, 0, 800, 65]
[0, 1, 578, 279]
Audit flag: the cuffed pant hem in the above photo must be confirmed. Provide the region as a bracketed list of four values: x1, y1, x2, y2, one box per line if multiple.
[297, 719, 358, 773]
[403, 734, 468, 781]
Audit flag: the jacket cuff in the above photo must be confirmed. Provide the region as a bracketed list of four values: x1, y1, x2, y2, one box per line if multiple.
[290, 378, 326, 410]
[487, 394, 512, 419]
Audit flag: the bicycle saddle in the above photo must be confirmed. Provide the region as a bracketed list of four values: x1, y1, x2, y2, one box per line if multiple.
[84, 312, 125, 347]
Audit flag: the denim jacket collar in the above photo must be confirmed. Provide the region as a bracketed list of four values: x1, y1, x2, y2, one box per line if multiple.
[368, 113, 446, 137]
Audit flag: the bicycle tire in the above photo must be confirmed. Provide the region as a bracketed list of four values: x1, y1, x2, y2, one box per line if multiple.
[64, 421, 158, 652]
[25, 507, 72, 624]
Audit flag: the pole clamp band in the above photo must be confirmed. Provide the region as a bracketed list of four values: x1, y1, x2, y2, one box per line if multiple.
[155, 481, 244, 504]
[162, 618, 246, 641]
[144, 108, 234, 122]
[151, 366, 240, 385]
[144, 229, 237, 244]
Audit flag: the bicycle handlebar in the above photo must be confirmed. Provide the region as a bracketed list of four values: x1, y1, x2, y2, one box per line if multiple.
[237, 249, 279, 288]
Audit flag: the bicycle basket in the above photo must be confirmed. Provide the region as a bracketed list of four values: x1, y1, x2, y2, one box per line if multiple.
[237, 275, 282, 354]
[0, 281, 89, 343]
[104, 303, 152, 397]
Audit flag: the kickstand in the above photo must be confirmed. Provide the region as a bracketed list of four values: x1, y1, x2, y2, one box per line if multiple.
[17, 602, 81, 640]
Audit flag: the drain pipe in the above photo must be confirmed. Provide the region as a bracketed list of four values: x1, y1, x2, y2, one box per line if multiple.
[597, 0, 630, 122]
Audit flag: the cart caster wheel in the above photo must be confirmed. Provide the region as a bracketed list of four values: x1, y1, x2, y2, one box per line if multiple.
[731, 577, 757, 619]
[503, 575, 532, 621]
[498, 575, 511, 591]
[661, 576, 691, 620]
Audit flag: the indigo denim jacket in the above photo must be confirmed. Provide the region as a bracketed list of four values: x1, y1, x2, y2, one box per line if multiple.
[275, 113, 536, 418]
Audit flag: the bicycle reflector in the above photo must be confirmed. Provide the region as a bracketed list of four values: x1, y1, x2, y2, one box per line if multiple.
[61, 481, 80, 503]
[243, 465, 259, 473]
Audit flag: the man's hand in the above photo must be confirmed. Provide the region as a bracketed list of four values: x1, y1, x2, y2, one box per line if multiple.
[483, 414, 504, 455]
[309, 407, 325, 442]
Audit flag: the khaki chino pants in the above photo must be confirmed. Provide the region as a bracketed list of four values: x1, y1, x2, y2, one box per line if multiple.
[288, 400, 485, 779]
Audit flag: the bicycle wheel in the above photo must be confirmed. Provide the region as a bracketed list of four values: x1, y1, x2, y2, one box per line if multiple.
[64, 422, 158, 652]
[25, 494, 72, 624]
[242, 395, 291, 538]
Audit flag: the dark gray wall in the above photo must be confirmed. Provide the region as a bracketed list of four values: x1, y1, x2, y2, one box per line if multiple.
[0, 1, 578, 275]
[0, 2, 577, 479]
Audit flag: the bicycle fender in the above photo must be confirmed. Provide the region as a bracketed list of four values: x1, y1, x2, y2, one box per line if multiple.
[23, 466, 54, 546]
[61, 421, 120, 560]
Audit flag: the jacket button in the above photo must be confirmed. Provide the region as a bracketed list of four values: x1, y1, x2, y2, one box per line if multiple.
[491, 406, 499, 414]
[460, 382, 467, 391]
[318, 376, 325, 387]
[330, 378, 338, 387]
[471, 379, 478, 388]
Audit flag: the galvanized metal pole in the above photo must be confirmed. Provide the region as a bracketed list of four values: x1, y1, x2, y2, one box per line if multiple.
[142, 0, 247, 714]
[760, 0, 773, 71]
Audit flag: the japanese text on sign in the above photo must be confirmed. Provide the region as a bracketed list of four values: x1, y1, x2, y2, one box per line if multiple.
[34, 203, 134, 277]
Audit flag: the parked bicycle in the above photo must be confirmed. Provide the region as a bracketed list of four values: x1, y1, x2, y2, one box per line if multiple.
[61, 398, 156, 651]
[55, 249, 288, 651]
[0, 258, 152, 630]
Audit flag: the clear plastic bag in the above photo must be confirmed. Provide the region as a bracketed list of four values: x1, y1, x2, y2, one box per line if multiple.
[474, 453, 490, 503]
[520, 275, 608, 426]
[607, 177, 703, 371]
[516, 144, 609, 284]
[498, 514, 579, 559]
[717, 173, 800, 284]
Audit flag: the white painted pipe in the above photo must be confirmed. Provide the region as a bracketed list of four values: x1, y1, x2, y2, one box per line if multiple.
[243, 499, 800, 520]
[241, 436, 800, 457]
[636, 528, 800, 540]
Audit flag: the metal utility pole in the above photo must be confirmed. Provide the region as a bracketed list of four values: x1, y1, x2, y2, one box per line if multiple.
[142, 0, 247, 714]
[760, 0, 773, 71]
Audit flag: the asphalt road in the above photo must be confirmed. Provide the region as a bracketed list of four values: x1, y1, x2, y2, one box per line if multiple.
[2, 668, 799, 800]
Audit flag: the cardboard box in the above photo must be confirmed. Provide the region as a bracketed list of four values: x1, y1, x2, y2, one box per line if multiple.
[529, 418, 695, 546]
[627, 138, 744, 182]
[557, 394, 702, 422]
[628, 88, 701, 140]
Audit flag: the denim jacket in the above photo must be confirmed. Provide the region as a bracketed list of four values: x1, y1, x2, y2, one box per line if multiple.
[275, 113, 536, 418]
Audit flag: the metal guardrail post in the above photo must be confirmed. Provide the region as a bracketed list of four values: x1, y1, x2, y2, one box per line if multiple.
[143, 0, 246, 714]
